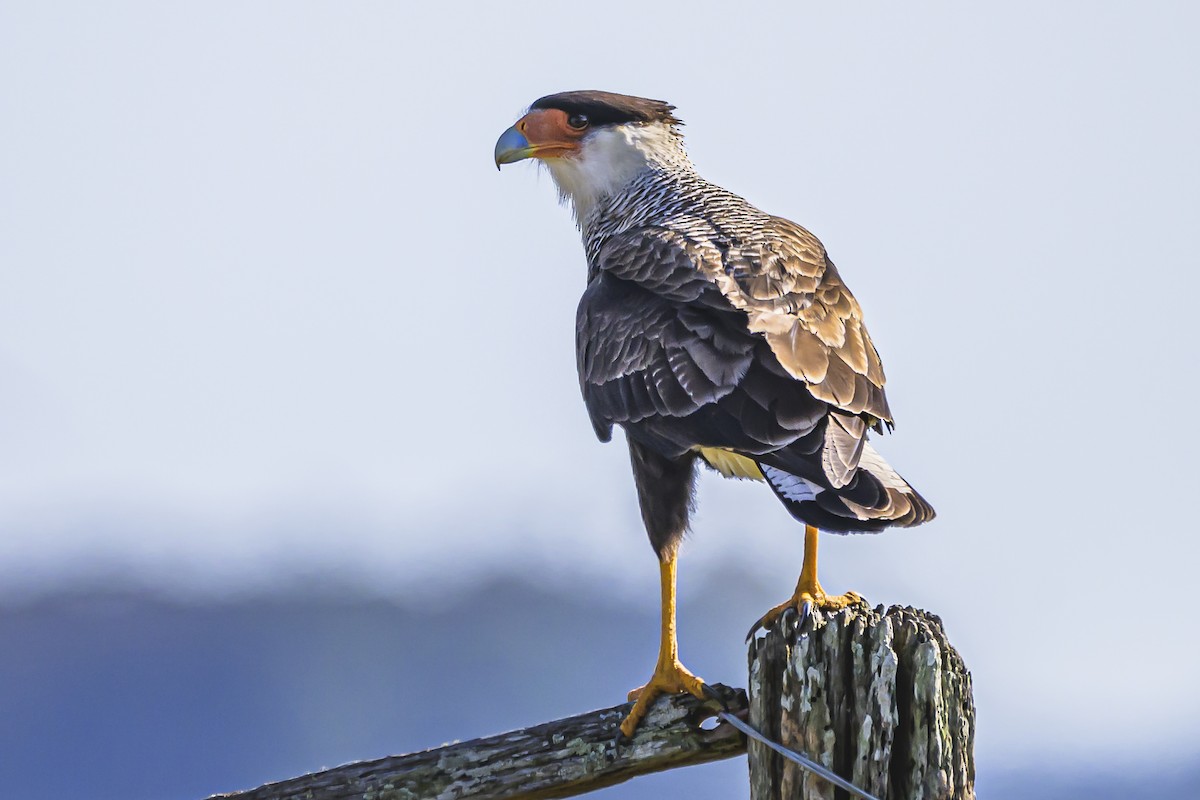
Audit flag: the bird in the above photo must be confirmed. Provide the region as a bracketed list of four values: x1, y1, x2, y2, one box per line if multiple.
[494, 90, 934, 740]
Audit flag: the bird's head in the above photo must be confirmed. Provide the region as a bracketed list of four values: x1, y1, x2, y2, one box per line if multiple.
[495, 90, 690, 223]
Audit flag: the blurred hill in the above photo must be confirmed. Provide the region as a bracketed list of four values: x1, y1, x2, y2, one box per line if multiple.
[1, 574, 1195, 800]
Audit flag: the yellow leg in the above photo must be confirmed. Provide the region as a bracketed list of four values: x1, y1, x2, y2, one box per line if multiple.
[747, 525, 864, 639]
[619, 551, 707, 739]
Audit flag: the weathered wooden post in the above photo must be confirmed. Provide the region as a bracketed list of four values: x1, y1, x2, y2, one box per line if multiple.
[748, 604, 975, 800]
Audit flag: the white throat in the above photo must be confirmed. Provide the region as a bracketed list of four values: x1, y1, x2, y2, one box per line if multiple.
[542, 122, 692, 227]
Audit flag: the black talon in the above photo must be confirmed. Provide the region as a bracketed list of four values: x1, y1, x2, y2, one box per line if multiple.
[745, 615, 768, 643]
[746, 605, 792, 642]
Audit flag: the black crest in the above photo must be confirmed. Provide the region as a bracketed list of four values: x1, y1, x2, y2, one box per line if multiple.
[530, 90, 682, 128]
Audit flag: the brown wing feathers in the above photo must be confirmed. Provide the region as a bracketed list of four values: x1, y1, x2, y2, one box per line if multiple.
[752, 220, 891, 426]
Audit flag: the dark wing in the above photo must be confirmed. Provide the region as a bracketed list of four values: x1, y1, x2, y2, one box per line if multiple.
[575, 273, 753, 443]
[575, 221, 846, 465]
[594, 218, 891, 425]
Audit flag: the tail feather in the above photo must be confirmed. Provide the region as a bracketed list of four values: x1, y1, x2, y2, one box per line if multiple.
[760, 441, 934, 533]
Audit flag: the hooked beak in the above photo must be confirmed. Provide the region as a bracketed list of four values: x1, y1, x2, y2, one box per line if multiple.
[494, 109, 584, 170]
[494, 125, 534, 169]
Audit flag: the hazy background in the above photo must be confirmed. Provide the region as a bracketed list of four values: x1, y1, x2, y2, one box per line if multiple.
[2, 2, 1198, 798]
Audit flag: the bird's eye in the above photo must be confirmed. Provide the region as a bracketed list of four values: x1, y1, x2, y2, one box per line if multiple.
[567, 113, 589, 130]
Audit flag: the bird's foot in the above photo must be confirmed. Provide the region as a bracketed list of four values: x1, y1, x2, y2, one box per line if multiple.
[745, 584, 865, 641]
[618, 658, 707, 740]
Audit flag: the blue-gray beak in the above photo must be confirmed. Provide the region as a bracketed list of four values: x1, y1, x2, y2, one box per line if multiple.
[494, 125, 534, 170]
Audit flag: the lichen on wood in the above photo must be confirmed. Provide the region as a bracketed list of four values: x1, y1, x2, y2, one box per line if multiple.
[747, 604, 975, 800]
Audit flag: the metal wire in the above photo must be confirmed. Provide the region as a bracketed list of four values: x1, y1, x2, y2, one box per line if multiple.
[717, 711, 882, 800]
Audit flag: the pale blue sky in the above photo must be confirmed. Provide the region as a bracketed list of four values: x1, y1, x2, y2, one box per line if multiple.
[2, 0, 1197, 772]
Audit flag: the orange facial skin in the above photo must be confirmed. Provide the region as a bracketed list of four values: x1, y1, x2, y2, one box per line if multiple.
[513, 108, 587, 160]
